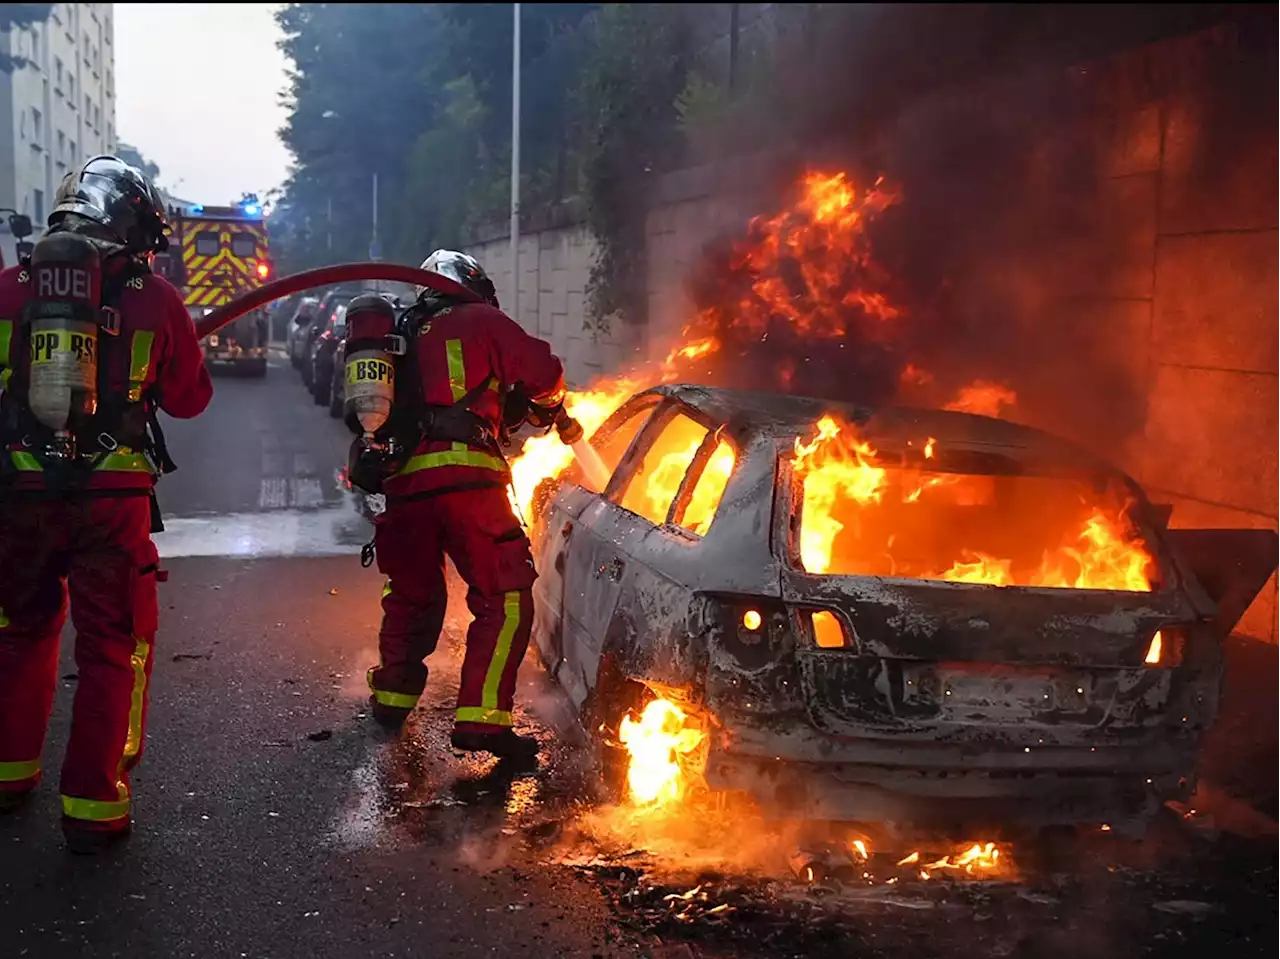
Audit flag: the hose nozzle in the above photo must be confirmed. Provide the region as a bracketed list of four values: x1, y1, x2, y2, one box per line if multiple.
[554, 408, 584, 444]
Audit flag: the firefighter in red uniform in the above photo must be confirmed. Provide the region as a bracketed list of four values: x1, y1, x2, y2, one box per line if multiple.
[0, 156, 213, 853]
[361, 250, 565, 763]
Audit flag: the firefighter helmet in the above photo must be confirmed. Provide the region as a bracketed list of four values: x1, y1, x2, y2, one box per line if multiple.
[416, 250, 499, 308]
[49, 156, 171, 255]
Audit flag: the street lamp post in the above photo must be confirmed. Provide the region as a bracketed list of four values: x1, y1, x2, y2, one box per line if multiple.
[510, 2, 521, 322]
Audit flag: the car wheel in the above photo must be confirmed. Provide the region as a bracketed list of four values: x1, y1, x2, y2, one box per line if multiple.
[581, 654, 650, 805]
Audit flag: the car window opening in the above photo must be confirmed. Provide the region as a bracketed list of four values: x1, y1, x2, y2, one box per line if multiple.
[619, 412, 710, 526]
[789, 416, 1157, 592]
[674, 440, 735, 536]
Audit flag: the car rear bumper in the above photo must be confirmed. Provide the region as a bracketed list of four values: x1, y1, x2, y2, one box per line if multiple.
[703, 727, 1198, 831]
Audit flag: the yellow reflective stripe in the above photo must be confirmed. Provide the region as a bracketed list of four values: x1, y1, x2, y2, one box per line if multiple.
[381, 579, 393, 599]
[479, 591, 523, 714]
[396, 448, 507, 475]
[121, 639, 151, 763]
[0, 759, 40, 782]
[445, 338, 467, 401]
[455, 706, 513, 727]
[0, 606, 9, 628]
[8, 450, 152, 473]
[0, 318, 12, 369]
[127, 330, 155, 403]
[366, 664, 420, 709]
[372, 688, 420, 709]
[62, 794, 130, 822]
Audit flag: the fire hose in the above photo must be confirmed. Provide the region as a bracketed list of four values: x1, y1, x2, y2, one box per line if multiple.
[193, 261, 611, 490]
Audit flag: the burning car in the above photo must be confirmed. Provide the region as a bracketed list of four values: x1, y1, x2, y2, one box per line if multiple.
[526, 383, 1276, 835]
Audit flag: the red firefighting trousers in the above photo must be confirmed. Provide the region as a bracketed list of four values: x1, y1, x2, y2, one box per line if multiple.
[0, 497, 158, 832]
[367, 485, 537, 735]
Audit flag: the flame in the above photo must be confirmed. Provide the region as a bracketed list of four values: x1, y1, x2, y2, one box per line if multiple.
[791, 416, 887, 574]
[792, 416, 1156, 592]
[944, 381, 1018, 418]
[618, 699, 706, 807]
[1145, 631, 1164, 665]
[508, 379, 638, 517]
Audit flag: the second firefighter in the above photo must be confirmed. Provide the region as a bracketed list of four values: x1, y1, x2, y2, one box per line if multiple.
[350, 250, 567, 762]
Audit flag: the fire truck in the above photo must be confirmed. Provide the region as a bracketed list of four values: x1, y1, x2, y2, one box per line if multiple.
[153, 194, 272, 377]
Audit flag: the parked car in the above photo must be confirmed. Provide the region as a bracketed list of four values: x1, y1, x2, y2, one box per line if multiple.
[202, 307, 268, 378]
[328, 292, 403, 418]
[309, 304, 348, 405]
[527, 384, 1277, 835]
[285, 296, 321, 368]
[300, 285, 363, 388]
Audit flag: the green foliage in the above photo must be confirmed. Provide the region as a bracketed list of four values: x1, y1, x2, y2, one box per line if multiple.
[577, 4, 691, 331]
[0, 3, 53, 73]
[274, 3, 597, 272]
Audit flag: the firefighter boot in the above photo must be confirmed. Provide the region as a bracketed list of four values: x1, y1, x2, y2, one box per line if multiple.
[0, 790, 33, 815]
[450, 728, 540, 765]
[369, 696, 413, 730]
[63, 819, 132, 856]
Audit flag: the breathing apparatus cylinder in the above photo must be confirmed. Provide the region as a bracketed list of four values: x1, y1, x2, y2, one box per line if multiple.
[342, 293, 400, 437]
[25, 233, 104, 441]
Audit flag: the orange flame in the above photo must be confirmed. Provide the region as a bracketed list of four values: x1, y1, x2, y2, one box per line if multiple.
[792, 416, 1156, 591]
[618, 699, 706, 807]
[944, 381, 1019, 418]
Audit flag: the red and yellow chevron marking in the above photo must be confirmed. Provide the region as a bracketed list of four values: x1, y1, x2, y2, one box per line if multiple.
[179, 219, 269, 308]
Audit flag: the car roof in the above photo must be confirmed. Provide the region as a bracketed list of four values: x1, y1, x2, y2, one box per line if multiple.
[646, 383, 1123, 478]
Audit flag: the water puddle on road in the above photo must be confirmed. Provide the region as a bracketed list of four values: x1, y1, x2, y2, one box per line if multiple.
[153, 503, 374, 559]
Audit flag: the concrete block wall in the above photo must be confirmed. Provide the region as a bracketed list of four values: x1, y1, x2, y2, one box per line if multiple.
[459, 29, 1276, 641]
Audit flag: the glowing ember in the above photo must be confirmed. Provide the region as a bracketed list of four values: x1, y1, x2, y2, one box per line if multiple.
[618, 699, 706, 808]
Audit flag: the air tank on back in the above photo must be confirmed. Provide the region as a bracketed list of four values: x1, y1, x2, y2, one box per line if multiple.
[341, 293, 400, 437]
[25, 232, 104, 439]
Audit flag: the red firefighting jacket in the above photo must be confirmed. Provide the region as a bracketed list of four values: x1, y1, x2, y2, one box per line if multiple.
[385, 299, 565, 499]
[0, 262, 213, 491]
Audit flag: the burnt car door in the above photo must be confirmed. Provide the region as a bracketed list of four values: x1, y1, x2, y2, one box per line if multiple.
[556, 401, 737, 710]
[531, 397, 661, 701]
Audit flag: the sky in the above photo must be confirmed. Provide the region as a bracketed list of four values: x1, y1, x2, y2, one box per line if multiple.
[113, 3, 293, 206]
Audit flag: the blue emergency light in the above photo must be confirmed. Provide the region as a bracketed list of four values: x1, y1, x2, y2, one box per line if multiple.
[242, 203, 261, 216]
[189, 203, 204, 215]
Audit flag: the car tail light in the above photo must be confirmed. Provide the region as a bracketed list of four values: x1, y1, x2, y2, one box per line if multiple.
[1143, 627, 1185, 668]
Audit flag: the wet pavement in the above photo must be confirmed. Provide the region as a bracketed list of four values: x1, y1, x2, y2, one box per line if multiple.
[2, 351, 1276, 959]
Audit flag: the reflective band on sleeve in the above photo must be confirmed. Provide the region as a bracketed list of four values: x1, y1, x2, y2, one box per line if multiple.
[381, 579, 393, 599]
[530, 383, 567, 407]
[0, 318, 12, 369]
[455, 706, 513, 727]
[445, 338, 467, 402]
[372, 688, 420, 710]
[62, 794, 131, 822]
[0, 758, 40, 782]
[121, 639, 151, 763]
[127, 330, 156, 403]
[10, 452, 40, 471]
[396, 448, 508, 475]
[480, 592, 523, 712]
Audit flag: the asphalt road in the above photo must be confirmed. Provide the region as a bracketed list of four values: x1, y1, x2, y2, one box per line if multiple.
[1, 352, 629, 959]
[2, 350, 1275, 959]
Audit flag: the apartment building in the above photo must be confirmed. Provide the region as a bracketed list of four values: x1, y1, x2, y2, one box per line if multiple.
[0, 3, 116, 261]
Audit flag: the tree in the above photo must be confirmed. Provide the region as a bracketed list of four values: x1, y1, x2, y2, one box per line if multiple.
[0, 3, 53, 73]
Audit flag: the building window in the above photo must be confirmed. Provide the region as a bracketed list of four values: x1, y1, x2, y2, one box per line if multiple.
[84, 93, 91, 115]
[32, 108, 43, 140]
[92, 104, 99, 129]
[34, 190, 45, 223]
[55, 56, 64, 90]
[68, 74, 76, 101]
[57, 130, 66, 156]
[69, 139, 77, 160]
